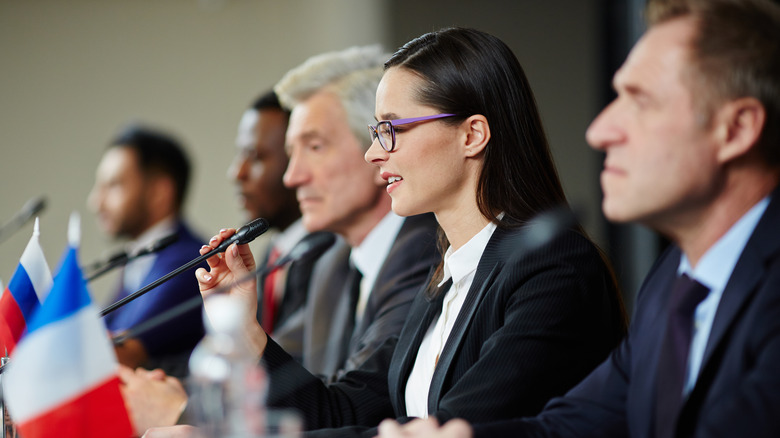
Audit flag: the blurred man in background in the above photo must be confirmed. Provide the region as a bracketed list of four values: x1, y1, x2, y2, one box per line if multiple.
[228, 90, 315, 362]
[89, 125, 205, 378]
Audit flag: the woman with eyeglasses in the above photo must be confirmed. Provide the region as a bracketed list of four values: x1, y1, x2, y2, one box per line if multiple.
[192, 27, 627, 438]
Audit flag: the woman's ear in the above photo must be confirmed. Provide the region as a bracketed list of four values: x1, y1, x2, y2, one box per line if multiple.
[463, 114, 490, 158]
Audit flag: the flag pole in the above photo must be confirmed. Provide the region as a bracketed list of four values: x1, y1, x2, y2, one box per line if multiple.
[1, 354, 10, 438]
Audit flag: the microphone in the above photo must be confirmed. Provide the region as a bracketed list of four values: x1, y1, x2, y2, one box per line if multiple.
[517, 205, 577, 255]
[99, 218, 270, 317]
[0, 196, 46, 244]
[85, 233, 179, 282]
[111, 231, 336, 344]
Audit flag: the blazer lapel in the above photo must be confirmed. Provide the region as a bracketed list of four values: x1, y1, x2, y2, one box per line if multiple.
[631, 249, 681, 436]
[425, 227, 509, 413]
[388, 276, 448, 414]
[691, 190, 780, 396]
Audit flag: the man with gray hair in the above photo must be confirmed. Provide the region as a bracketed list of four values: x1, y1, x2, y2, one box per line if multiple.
[121, 46, 439, 437]
[275, 45, 440, 380]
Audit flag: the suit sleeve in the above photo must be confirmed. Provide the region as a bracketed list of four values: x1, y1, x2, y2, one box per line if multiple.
[262, 336, 396, 433]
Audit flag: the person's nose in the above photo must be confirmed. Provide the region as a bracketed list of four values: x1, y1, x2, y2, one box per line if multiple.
[586, 99, 626, 152]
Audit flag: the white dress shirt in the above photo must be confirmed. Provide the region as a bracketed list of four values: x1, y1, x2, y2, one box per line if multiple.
[679, 196, 770, 395]
[404, 220, 498, 418]
[122, 216, 177, 293]
[350, 212, 405, 326]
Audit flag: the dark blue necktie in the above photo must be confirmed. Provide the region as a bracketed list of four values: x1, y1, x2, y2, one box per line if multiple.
[655, 274, 710, 438]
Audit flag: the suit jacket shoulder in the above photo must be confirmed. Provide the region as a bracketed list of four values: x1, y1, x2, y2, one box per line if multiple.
[486, 187, 780, 438]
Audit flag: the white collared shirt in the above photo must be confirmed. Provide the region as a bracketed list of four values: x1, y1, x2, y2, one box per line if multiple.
[122, 216, 177, 293]
[350, 212, 405, 325]
[678, 196, 770, 394]
[271, 218, 308, 257]
[404, 220, 498, 418]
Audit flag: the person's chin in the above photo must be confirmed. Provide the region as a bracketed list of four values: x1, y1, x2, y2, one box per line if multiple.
[301, 214, 330, 234]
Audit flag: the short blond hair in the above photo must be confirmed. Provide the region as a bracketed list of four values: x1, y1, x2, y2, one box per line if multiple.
[274, 45, 389, 151]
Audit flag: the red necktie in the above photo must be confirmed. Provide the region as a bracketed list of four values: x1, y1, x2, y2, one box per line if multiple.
[261, 247, 281, 334]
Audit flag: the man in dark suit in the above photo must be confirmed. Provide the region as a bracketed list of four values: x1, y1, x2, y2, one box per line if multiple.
[377, 0, 780, 437]
[274, 44, 440, 380]
[89, 125, 205, 377]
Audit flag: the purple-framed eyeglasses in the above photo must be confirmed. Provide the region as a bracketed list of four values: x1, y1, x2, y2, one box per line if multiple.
[368, 113, 456, 152]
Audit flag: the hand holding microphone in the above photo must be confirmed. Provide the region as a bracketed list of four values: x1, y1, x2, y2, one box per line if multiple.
[99, 218, 269, 317]
[196, 227, 261, 311]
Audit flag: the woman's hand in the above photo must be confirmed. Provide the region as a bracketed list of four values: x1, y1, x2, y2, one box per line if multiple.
[195, 228, 268, 357]
[376, 418, 473, 438]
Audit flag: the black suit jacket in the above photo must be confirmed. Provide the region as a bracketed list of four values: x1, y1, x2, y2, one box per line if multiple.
[303, 213, 440, 379]
[475, 187, 780, 438]
[262, 223, 625, 437]
[257, 229, 327, 363]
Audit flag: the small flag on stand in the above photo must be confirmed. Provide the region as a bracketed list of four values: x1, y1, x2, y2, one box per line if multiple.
[0, 218, 52, 355]
[4, 212, 135, 438]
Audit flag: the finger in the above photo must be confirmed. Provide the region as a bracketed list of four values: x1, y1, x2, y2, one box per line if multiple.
[404, 418, 439, 435]
[225, 243, 251, 276]
[377, 419, 404, 437]
[117, 365, 135, 384]
[144, 368, 167, 381]
[196, 267, 214, 285]
[440, 419, 473, 438]
[234, 241, 257, 272]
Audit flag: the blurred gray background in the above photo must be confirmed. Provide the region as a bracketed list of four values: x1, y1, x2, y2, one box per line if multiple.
[0, 0, 655, 310]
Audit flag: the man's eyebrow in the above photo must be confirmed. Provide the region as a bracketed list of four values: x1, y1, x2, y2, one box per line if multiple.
[284, 131, 322, 154]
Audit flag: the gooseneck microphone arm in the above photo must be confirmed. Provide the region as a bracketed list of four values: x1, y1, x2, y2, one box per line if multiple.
[99, 218, 270, 317]
[0, 195, 46, 245]
[85, 233, 179, 282]
[111, 231, 336, 345]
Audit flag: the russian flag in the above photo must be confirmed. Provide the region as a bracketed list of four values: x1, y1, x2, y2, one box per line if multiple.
[0, 218, 52, 355]
[4, 213, 135, 438]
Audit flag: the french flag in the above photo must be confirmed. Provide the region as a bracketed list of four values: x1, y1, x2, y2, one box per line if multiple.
[0, 218, 52, 355]
[4, 213, 135, 438]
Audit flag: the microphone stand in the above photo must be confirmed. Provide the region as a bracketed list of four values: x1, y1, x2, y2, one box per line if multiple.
[111, 231, 336, 345]
[84, 251, 128, 283]
[85, 233, 178, 283]
[112, 263, 269, 345]
[99, 218, 269, 317]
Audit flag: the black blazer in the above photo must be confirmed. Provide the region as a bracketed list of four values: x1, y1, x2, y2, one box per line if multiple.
[474, 186, 780, 438]
[257, 229, 332, 364]
[262, 224, 625, 437]
[303, 213, 440, 379]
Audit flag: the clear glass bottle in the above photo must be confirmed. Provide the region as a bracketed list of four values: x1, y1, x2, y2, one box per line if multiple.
[188, 294, 267, 438]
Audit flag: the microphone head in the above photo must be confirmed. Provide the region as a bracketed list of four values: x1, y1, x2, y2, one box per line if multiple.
[516, 206, 577, 256]
[277, 232, 336, 267]
[22, 195, 46, 217]
[212, 218, 271, 254]
[235, 217, 270, 245]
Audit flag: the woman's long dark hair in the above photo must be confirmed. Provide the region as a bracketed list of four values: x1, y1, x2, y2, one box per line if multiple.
[387, 28, 625, 326]
[386, 28, 566, 224]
